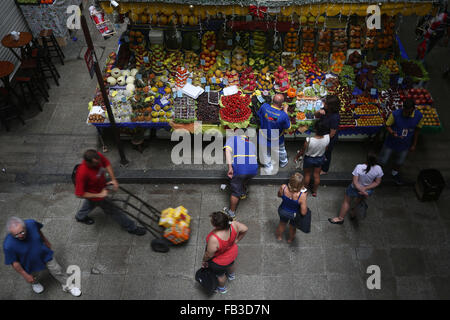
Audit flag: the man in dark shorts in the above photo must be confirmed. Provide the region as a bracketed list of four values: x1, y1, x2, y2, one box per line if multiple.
[74, 149, 146, 235]
[223, 135, 258, 219]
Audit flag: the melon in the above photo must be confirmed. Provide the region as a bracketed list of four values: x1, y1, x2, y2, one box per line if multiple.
[130, 68, 139, 77]
[121, 69, 131, 77]
[126, 76, 135, 84]
[117, 76, 126, 86]
[111, 68, 121, 78]
[126, 83, 135, 93]
[107, 76, 117, 86]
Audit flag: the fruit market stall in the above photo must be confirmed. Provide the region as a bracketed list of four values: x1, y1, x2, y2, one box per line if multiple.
[87, 0, 442, 140]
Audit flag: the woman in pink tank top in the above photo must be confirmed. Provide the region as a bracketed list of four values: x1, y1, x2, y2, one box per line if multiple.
[201, 211, 248, 294]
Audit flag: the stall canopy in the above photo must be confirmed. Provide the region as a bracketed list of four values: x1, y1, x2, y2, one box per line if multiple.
[100, 0, 435, 17]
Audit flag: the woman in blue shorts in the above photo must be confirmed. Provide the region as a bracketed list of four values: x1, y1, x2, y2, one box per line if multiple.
[276, 173, 308, 243]
[328, 152, 383, 224]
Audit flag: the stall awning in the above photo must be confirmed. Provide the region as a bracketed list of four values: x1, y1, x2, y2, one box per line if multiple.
[100, 0, 435, 17]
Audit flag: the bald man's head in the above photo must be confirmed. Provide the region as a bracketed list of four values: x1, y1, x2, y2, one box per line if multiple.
[273, 94, 285, 106]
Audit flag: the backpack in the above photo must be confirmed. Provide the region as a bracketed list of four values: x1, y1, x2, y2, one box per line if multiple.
[195, 267, 218, 294]
[71, 164, 80, 186]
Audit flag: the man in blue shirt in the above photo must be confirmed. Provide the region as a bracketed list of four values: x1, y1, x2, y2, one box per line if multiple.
[223, 134, 258, 219]
[3, 217, 82, 296]
[257, 94, 291, 174]
[379, 99, 423, 185]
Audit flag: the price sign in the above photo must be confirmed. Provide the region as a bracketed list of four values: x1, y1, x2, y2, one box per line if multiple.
[177, 91, 183, 98]
[294, 59, 300, 66]
[201, 59, 205, 65]
[124, 36, 129, 42]
[205, 86, 210, 92]
[246, 15, 252, 22]
[172, 93, 177, 99]
[227, 39, 233, 46]
[136, 74, 142, 80]
[143, 56, 149, 63]
[282, 81, 288, 87]
[236, 35, 240, 41]
[351, 99, 356, 104]
[121, 97, 127, 102]
[211, 77, 216, 84]
[257, 95, 265, 103]
[398, 77, 403, 84]
[161, 97, 169, 105]
[201, 77, 206, 84]
[307, 102, 314, 111]
[223, 78, 228, 85]
[263, 90, 269, 96]
[250, 39, 255, 46]
[355, 62, 361, 68]
[187, 78, 192, 84]
[225, 57, 230, 64]
[348, 79, 353, 86]
[370, 88, 377, 95]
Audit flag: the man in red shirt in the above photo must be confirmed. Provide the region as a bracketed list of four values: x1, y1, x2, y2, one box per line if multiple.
[74, 150, 146, 235]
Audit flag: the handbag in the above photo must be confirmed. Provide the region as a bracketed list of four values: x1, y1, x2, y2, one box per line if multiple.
[294, 207, 311, 233]
[195, 267, 218, 294]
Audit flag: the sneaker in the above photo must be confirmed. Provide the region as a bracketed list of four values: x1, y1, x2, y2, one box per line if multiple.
[227, 272, 236, 281]
[223, 207, 236, 219]
[69, 287, 82, 297]
[214, 286, 228, 294]
[128, 226, 146, 236]
[31, 283, 44, 294]
[280, 161, 289, 168]
[76, 216, 95, 225]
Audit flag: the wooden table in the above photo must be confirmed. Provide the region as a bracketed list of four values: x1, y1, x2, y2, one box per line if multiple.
[1, 32, 33, 61]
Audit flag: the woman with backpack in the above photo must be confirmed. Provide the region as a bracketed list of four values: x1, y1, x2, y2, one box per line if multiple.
[328, 152, 383, 224]
[201, 211, 248, 294]
[276, 172, 308, 243]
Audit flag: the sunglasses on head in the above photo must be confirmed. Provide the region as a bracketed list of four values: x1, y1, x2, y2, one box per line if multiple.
[14, 231, 26, 238]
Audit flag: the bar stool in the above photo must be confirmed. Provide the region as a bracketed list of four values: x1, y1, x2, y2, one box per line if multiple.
[0, 89, 25, 131]
[13, 68, 48, 112]
[31, 39, 60, 86]
[19, 59, 50, 95]
[40, 30, 65, 65]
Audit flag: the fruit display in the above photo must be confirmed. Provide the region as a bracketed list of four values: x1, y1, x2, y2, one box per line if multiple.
[273, 66, 290, 92]
[88, 113, 106, 123]
[223, 70, 240, 87]
[400, 88, 433, 105]
[251, 31, 266, 55]
[239, 67, 257, 93]
[339, 110, 355, 127]
[324, 76, 339, 93]
[349, 25, 362, 49]
[284, 28, 298, 53]
[332, 29, 347, 52]
[196, 92, 220, 124]
[375, 64, 391, 91]
[356, 115, 384, 127]
[231, 46, 247, 72]
[302, 84, 327, 98]
[200, 48, 219, 73]
[173, 96, 196, 123]
[164, 51, 184, 77]
[236, 31, 250, 51]
[354, 104, 380, 115]
[417, 105, 441, 127]
[377, 19, 395, 49]
[330, 52, 345, 74]
[379, 89, 402, 117]
[256, 67, 274, 91]
[290, 69, 307, 89]
[400, 60, 426, 79]
[335, 84, 353, 111]
[175, 67, 189, 88]
[219, 93, 252, 128]
[339, 65, 355, 89]
[347, 50, 362, 66]
[266, 51, 281, 71]
[383, 58, 399, 74]
[202, 31, 216, 51]
[302, 40, 315, 54]
[356, 67, 375, 91]
[149, 44, 165, 74]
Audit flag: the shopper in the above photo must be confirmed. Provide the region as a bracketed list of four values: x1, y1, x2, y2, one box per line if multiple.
[223, 134, 259, 219]
[3, 217, 82, 297]
[276, 173, 308, 243]
[294, 121, 330, 197]
[258, 93, 291, 174]
[328, 152, 383, 224]
[314, 95, 340, 175]
[378, 99, 423, 185]
[416, 10, 449, 62]
[74, 149, 146, 235]
[202, 211, 248, 294]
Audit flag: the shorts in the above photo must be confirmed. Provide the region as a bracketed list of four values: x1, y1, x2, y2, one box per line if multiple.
[345, 184, 374, 198]
[378, 145, 409, 166]
[230, 174, 255, 197]
[208, 260, 234, 276]
[303, 155, 325, 169]
[278, 206, 296, 225]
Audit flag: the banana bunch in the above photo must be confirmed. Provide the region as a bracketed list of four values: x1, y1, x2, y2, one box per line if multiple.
[251, 32, 266, 56]
[236, 31, 250, 51]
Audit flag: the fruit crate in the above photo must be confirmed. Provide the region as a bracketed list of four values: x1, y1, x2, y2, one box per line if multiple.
[398, 58, 430, 83]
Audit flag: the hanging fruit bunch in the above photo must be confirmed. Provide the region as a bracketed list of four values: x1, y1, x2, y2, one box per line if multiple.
[236, 31, 250, 51]
[339, 65, 356, 90]
[290, 68, 306, 90]
[377, 18, 395, 49]
[332, 29, 347, 52]
[184, 51, 199, 71]
[224, 70, 240, 87]
[349, 25, 362, 49]
[266, 51, 281, 71]
[150, 44, 165, 74]
[284, 27, 298, 53]
[317, 30, 331, 53]
[200, 48, 219, 73]
[251, 31, 266, 56]
[330, 52, 345, 74]
[164, 51, 184, 78]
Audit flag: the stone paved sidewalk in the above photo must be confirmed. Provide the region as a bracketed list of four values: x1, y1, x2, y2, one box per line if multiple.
[0, 182, 449, 300]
